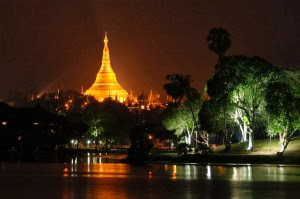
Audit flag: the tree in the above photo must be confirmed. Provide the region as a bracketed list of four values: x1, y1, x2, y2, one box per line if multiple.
[284, 70, 300, 97]
[207, 27, 231, 59]
[164, 74, 197, 104]
[229, 57, 280, 150]
[163, 74, 205, 149]
[207, 56, 280, 150]
[84, 98, 134, 148]
[199, 100, 236, 152]
[127, 125, 154, 163]
[83, 101, 103, 150]
[163, 104, 199, 146]
[137, 107, 172, 141]
[38, 90, 98, 121]
[205, 27, 234, 151]
[266, 76, 300, 155]
[205, 68, 237, 151]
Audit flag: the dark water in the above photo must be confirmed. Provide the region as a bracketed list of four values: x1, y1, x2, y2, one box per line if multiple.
[1, 155, 300, 199]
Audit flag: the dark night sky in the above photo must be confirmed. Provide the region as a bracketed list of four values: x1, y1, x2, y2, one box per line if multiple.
[0, 0, 299, 99]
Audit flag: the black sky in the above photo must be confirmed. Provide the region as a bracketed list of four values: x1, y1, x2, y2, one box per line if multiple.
[0, 0, 299, 99]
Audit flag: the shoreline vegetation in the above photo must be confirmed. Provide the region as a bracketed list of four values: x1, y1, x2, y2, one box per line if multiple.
[1, 139, 299, 164]
[129, 138, 300, 164]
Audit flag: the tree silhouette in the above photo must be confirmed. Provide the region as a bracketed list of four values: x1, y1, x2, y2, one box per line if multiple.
[164, 74, 198, 104]
[207, 27, 231, 58]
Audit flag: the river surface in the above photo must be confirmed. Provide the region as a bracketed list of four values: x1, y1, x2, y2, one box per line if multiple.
[0, 154, 300, 199]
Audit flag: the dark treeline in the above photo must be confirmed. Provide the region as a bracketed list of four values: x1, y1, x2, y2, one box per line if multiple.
[0, 90, 172, 162]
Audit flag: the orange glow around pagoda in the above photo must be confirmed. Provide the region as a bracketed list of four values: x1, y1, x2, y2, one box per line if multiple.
[84, 33, 128, 102]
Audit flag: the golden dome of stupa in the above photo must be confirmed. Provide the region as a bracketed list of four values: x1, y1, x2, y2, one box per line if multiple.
[85, 33, 128, 102]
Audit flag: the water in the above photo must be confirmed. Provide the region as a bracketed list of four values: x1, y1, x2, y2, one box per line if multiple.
[1, 155, 300, 198]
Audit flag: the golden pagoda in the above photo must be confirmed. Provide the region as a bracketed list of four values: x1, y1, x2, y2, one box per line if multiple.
[85, 33, 128, 102]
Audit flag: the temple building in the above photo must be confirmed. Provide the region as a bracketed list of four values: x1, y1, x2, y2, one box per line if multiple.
[84, 33, 128, 102]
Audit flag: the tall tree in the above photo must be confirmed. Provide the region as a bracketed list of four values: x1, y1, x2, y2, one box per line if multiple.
[205, 27, 233, 150]
[83, 100, 103, 149]
[163, 74, 205, 148]
[266, 75, 300, 155]
[127, 125, 154, 163]
[207, 27, 231, 59]
[207, 56, 280, 150]
[164, 74, 197, 104]
[199, 100, 236, 152]
[163, 104, 200, 146]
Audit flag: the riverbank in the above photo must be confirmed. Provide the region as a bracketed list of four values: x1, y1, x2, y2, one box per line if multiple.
[2, 151, 300, 164]
[212, 138, 300, 155]
[2, 139, 300, 164]
[144, 138, 300, 164]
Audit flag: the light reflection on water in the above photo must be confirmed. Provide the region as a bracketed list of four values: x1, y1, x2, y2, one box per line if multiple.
[64, 155, 300, 183]
[1, 156, 300, 198]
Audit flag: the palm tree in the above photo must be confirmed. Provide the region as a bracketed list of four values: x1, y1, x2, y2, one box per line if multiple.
[207, 27, 231, 59]
[164, 74, 197, 104]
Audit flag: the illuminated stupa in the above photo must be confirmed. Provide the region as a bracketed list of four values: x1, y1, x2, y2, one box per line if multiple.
[85, 33, 128, 102]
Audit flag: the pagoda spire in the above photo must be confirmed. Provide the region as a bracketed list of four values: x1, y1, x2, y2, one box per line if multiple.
[96, 32, 116, 80]
[81, 86, 84, 95]
[84, 32, 128, 102]
[149, 89, 153, 103]
[102, 32, 110, 63]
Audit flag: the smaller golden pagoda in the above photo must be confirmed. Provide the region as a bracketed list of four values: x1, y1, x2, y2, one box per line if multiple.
[85, 33, 128, 102]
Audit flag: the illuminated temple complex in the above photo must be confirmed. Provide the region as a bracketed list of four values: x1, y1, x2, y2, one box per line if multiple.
[84, 33, 128, 102]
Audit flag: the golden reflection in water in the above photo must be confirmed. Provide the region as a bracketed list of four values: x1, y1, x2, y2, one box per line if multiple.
[62, 166, 130, 199]
[95, 163, 130, 178]
[63, 163, 69, 177]
[92, 189, 128, 199]
[148, 171, 152, 179]
[171, 165, 177, 181]
[217, 166, 226, 175]
[63, 162, 131, 178]
[173, 165, 177, 174]
[164, 164, 168, 171]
